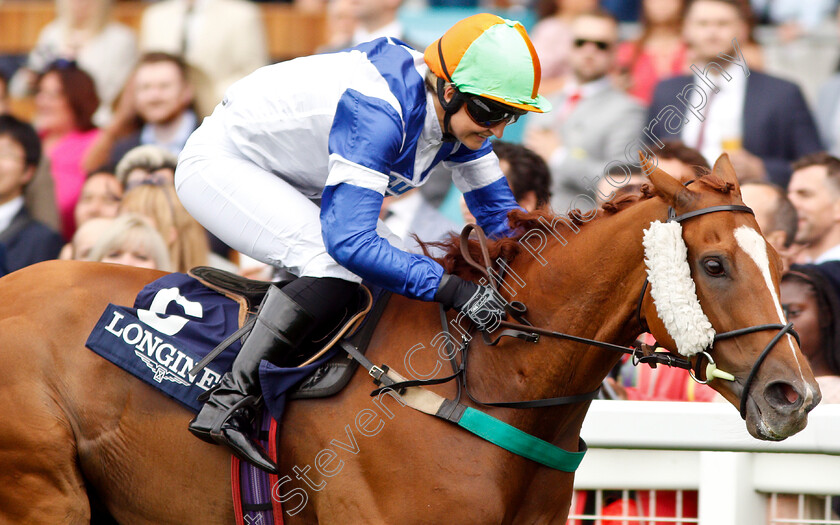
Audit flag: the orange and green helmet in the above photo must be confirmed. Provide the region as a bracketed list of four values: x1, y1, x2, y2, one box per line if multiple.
[424, 13, 552, 114]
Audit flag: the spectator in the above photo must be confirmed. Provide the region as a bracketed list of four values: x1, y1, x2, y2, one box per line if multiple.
[118, 183, 233, 273]
[74, 170, 122, 228]
[84, 53, 196, 173]
[595, 141, 708, 202]
[60, 215, 113, 260]
[816, 53, 840, 157]
[489, 141, 552, 211]
[87, 213, 172, 271]
[782, 263, 840, 400]
[646, 0, 820, 186]
[115, 144, 177, 190]
[139, 0, 268, 118]
[592, 162, 649, 204]
[655, 139, 710, 179]
[0, 115, 64, 272]
[530, 0, 600, 95]
[316, 0, 357, 54]
[787, 153, 840, 263]
[114, 142, 231, 261]
[525, 9, 645, 212]
[460, 141, 552, 223]
[8, 0, 137, 126]
[751, 0, 836, 42]
[349, 0, 410, 46]
[615, 0, 688, 106]
[0, 243, 8, 277]
[778, 261, 840, 522]
[601, 0, 642, 22]
[0, 71, 9, 116]
[34, 61, 100, 240]
[740, 181, 798, 265]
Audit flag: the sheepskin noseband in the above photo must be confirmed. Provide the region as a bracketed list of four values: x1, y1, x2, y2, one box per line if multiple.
[642, 220, 715, 356]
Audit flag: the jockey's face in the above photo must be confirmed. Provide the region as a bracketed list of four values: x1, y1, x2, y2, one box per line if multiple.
[439, 85, 508, 150]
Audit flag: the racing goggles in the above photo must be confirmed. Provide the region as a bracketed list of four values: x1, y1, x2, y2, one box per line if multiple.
[464, 95, 525, 127]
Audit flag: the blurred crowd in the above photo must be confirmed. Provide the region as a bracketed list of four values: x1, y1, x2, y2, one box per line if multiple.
[0, 0, 839, 521]
[1, 0, 839, 375]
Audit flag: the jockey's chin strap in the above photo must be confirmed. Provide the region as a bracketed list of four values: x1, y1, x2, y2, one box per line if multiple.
[435, 39, 464, 143]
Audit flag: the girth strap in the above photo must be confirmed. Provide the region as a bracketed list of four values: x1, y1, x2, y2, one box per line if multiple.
[339, 340, 588, 472]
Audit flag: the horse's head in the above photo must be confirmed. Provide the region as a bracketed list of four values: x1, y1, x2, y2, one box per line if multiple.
[640, 153, 821, 440]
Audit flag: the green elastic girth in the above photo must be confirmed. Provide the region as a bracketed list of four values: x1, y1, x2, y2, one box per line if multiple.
[457, 407, 587, 472]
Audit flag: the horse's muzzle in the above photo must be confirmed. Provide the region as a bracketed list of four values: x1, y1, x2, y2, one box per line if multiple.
[745, 380, 821, 441]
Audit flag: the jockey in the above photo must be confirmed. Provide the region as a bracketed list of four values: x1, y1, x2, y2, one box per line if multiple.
[175, 13, 551, 474]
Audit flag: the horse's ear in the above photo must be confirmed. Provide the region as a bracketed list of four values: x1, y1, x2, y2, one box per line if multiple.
[639, 151, 692, 208]
[711, 153, 741, 191]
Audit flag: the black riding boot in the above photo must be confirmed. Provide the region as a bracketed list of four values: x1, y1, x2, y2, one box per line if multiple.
[188, 284, 314, 474]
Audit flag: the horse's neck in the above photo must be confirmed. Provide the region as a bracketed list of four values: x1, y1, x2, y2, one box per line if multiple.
[466, 198, 665, 427]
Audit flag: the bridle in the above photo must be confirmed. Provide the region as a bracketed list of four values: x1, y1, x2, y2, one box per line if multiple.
[459, 200, 800, 420]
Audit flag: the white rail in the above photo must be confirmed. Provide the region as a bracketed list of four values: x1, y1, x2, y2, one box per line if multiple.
[574, 401, 840, 525]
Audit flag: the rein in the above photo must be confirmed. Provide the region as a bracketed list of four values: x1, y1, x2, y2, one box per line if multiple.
[344, 197, 801, 471]
[459, 200, 800, 420]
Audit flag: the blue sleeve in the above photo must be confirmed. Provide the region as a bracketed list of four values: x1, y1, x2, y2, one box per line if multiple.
[328, 89, 403, 175]
[321, 183, 445, 301]
[463, 177, 523, 238]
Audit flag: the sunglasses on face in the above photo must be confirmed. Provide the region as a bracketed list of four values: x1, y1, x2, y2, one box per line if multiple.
[464, 96, 525, 127]
[573, 38, 613, 51]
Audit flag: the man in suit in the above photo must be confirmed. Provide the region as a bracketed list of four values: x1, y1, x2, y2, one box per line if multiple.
[816, 74, 840, 157]
[0, 115, 63, 272]
[139, 0, 268, 118]
[525, 9, 645, 212]
[645, 0, 821, 187]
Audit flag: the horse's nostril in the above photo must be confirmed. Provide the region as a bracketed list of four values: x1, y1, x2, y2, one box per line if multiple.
[765, 381, 802, 411]
[782, 383, 799, 404]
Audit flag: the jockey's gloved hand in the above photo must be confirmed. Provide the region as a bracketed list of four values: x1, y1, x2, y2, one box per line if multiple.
[434, 274, 507, 332]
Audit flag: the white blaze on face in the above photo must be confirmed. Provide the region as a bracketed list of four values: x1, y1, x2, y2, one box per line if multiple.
[733, 226, 805, 382]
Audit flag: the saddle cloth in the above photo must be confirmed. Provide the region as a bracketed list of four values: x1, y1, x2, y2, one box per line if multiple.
[85, 271, 388, 524]
[84, 272, 351, 418]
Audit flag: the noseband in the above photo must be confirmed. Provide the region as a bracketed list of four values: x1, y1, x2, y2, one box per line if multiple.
[461, 199, 800, 420]
[651, 204, 801, 419]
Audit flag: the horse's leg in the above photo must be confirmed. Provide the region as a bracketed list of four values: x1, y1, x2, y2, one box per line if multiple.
[0, 316, 92, 524]
[0, 263, 234, 524]
[45, 267, 235, 524]
[71, 367, 235, 525]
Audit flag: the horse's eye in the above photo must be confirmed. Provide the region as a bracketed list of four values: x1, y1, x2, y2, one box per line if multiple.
[703, 257, 725, 277]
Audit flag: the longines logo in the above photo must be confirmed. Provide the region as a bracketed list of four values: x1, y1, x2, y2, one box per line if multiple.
[101, 287, 222, 391]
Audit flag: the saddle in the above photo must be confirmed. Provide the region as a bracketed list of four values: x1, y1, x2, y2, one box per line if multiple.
[188, 266, 391, 399]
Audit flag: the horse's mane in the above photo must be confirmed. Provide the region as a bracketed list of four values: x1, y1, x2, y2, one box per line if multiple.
[423, 170, 734, 280]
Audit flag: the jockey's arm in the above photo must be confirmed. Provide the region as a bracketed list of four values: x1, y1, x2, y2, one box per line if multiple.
[320, 89, 517, 325]
[447, 147, 524, 238]
[321, 90, 445, 301]
[321, 177, 444, 300]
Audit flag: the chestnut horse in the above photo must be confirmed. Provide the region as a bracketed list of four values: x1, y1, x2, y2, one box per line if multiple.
[0, 155, 820, 524]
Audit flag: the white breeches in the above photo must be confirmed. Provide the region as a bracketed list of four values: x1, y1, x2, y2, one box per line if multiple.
[175, 116, 401, 281]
